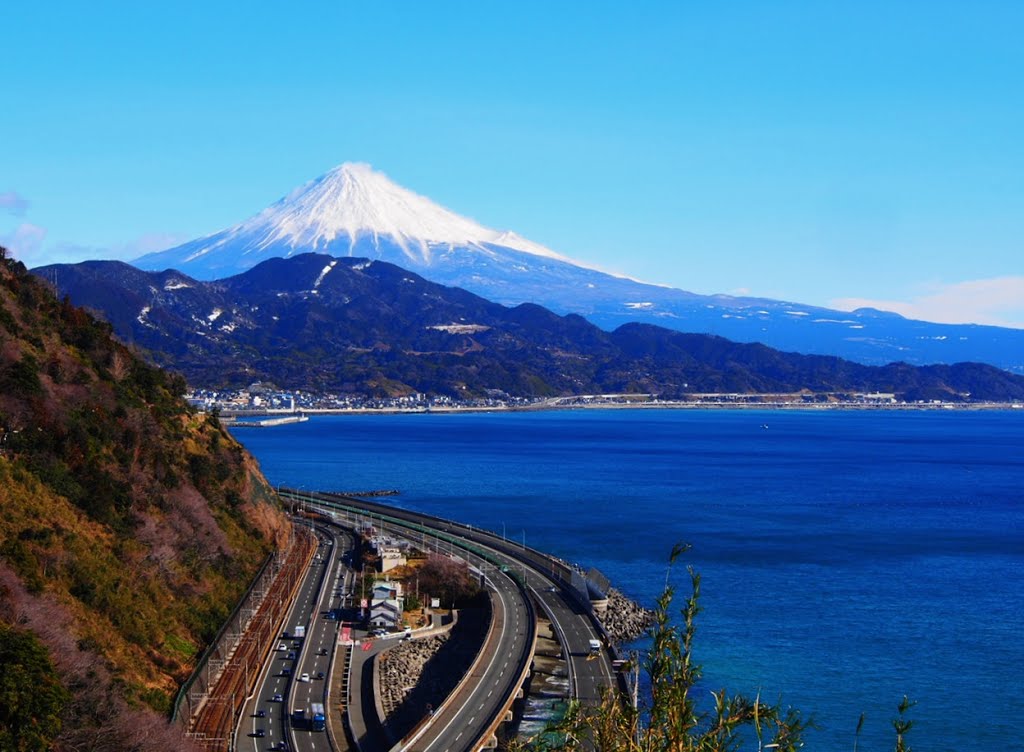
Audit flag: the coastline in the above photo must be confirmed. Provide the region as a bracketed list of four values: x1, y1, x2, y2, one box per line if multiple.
[220, 399, 1024, 419]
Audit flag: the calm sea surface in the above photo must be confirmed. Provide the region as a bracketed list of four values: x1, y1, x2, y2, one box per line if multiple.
[234, 409, 1023, 751]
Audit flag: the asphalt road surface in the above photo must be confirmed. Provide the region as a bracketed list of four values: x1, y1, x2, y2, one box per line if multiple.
[238, 524, 351, 752]
[277, 490, 619, 751]
[304, 492, 617, 706]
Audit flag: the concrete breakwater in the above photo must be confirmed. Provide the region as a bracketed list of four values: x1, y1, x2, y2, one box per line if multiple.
[598, 588, 655, 644]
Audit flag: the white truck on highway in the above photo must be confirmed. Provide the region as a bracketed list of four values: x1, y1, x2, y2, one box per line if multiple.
[589, 638, 601, 655]
[294, 625, 306, 639]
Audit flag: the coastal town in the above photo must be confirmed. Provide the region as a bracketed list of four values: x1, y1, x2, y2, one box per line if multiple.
[188, 383, 1022, 418]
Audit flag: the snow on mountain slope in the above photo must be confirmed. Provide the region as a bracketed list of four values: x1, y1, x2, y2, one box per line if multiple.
[138, 163, 575, 274]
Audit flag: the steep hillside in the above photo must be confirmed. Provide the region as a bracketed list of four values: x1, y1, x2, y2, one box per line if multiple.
[0, 247, 288, 750]
[35, 254, 1024, 402]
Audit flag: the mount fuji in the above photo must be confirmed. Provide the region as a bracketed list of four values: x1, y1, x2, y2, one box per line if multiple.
[134, 163, 1024, 373]
[135, 162, 575, 273]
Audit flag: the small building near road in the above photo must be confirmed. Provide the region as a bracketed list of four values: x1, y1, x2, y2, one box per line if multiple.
[369, 579, 404, 629]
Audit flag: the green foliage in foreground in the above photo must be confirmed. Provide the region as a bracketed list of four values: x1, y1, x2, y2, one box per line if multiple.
[512, 544, 913, 752]
[0, 623, 70, 752]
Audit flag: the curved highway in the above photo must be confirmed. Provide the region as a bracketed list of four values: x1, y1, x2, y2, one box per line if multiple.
[282, 490, 619, 731]
[295, 490, 617, 704]
[238, 501, 540, 752]
[312, 502, 535, 752]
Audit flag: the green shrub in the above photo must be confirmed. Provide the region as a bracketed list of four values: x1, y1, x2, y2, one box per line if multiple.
[0, 623, 70, 751]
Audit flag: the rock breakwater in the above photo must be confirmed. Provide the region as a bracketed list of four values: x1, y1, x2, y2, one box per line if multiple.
[598, 588, 654, 644]
[375, 606, 490, 739]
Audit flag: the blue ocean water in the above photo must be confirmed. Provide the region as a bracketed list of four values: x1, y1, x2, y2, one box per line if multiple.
[235, 409, 1024, 751]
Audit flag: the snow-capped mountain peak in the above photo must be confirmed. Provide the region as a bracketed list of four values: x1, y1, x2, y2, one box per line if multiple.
[153, 162, 573, 271]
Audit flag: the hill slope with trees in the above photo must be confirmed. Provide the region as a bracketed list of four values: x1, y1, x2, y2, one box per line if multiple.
[0, 247, 288, 750]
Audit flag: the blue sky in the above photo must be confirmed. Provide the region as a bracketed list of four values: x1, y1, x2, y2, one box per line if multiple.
[3, 2, 1022, 327]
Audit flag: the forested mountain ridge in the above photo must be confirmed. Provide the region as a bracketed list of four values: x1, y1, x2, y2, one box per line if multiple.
[36, 253, 1024, 402]
[0, 247, 288, 750]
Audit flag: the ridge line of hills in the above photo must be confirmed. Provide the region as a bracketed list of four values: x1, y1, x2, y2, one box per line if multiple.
[34, 253, 1024, 403]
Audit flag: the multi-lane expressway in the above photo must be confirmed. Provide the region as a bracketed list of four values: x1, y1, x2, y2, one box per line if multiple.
[320, 505, 535, 752]
[289, 490, 617, 708]
[239, 489, 617, 752]
[237, 524, 352, 752]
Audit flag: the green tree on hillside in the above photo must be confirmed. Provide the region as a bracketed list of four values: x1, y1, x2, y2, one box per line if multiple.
[0, 623, 70, 752]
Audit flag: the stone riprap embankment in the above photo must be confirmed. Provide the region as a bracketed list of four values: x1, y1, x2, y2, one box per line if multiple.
[376, 606, 489, 739]
[598, 588, 654, 644]
[379, 633, 450, 718]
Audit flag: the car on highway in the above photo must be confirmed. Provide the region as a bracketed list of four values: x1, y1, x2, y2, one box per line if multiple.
[272, 693, 283, 702]
[299, 672, 310, 682]
[286, 651, 295, 660]
[316, 671, 325, 680]
[255, 709, 265, 718]
[278, 643, 286, 651]
[254, 729, 265, 738]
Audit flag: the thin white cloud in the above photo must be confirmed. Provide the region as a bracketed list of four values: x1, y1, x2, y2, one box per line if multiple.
[6, 231, 190, 268]
[832, 276, 1024, 329]
[117, 231, 189, 257]
[0, 223, 48, 265]
[0, 191, 30, 216]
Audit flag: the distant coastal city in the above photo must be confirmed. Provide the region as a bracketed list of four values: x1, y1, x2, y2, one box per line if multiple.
[187, 383, 1024, 419]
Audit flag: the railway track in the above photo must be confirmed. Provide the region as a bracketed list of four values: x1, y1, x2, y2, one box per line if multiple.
[188, 526, 317, 750]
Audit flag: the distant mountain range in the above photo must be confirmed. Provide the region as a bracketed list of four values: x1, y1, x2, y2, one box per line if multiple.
[35, 254, 1024, 401]
[133, 163, 1024, 374]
